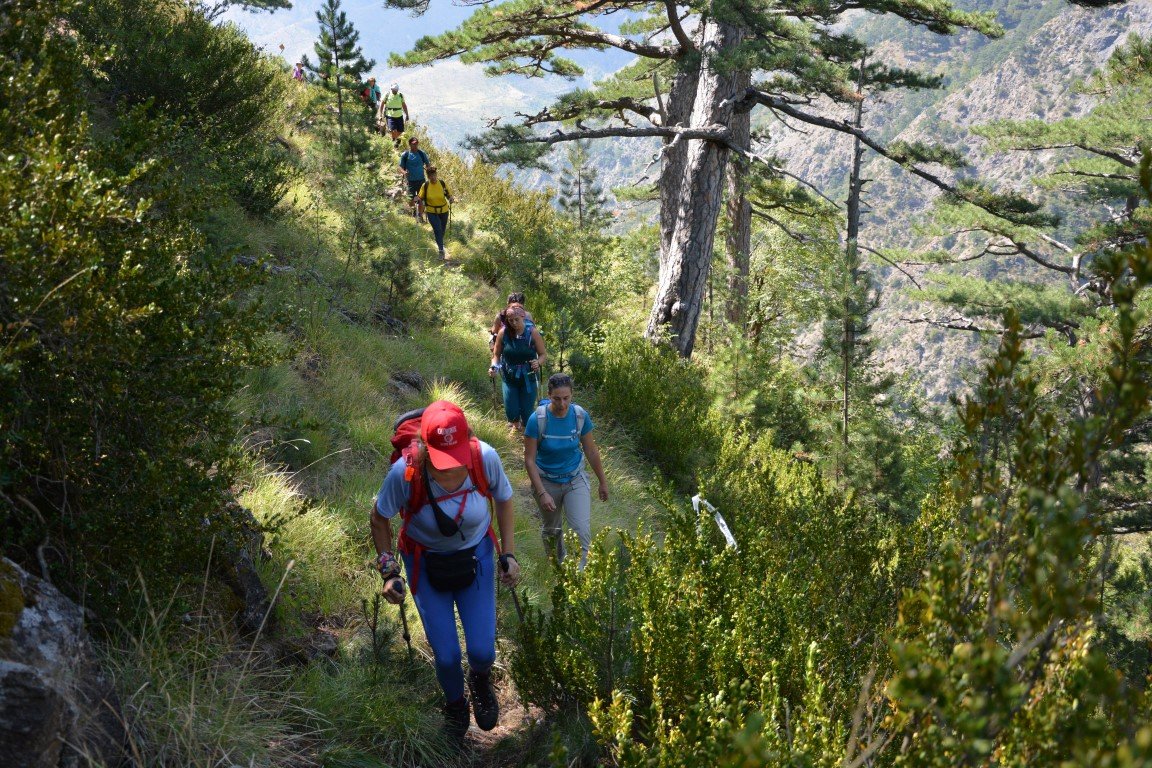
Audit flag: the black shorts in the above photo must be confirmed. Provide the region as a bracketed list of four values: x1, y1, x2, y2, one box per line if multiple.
[407, 179, 424, 198]
[386, 115, 405, 133]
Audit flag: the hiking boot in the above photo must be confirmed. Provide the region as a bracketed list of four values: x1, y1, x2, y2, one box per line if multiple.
[442, 697, 470, 744]
[468, 670, 499, 731]
[438, 247, 446, 259]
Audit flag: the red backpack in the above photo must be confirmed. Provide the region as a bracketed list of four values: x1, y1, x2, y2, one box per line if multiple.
[384, 408, 497, 591]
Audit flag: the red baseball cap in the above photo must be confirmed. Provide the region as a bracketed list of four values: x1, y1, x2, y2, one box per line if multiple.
[421, 400, 473, 470]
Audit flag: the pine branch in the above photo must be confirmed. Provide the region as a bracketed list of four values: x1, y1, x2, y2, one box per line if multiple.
[1051, 169, 1139, 181]
[663, 0, 694, 53]
[750, 90, 1053, 227]
[857, 244, 923, 289]
[1008, 143, 1139, 168]
[750, 208, 812, 243]
[516, 96, 661, 126]
[902, 314, 1046, 339]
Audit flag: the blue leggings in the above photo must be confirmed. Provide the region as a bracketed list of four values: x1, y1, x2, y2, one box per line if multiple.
[428, 212, 449, 251]
[401, 536, 496, 703]
[502, 378, 537, 426]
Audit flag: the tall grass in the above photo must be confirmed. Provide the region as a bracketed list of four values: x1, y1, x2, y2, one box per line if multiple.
[101, 565, 317, 767]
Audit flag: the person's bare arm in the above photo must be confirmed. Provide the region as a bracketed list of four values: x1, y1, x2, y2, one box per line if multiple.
[580, 430, 609, 501]
[490, 328, 505, 374]
[524, 435, 555, 513]
[531, 327, 548, 371]
[370, 507, 405, 603]
[494, 497, 520, 585]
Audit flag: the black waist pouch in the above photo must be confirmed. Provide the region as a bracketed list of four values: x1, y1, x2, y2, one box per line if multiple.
[424, 545, 478, 592]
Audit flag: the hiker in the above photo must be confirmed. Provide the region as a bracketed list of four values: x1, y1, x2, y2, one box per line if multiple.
[292, 62, 304, 82]
[418, 165, 453, 258]
[399, 137, 430, 221]
[361, 77, 382, 116]
[524, 373, 609, 569]
[490, 305, 547, 431]
[489, 293, 534, 351]
[371, 400, 521, 743]
[383, 82, 409, 148]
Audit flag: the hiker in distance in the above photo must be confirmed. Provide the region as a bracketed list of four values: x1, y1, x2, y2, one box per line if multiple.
[361, 77, 382, 118]
[292, 61, 304, 82]
[490, 305, 547, 432]
[383, 82, 409, 148]
[371, 401, 520, 743]
[399, 137, 430, 222]
[524, 373, 609, 569]
[418, 165, 453, 259]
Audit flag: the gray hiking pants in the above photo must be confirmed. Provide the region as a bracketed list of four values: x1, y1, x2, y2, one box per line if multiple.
[537, 471, 592, 569]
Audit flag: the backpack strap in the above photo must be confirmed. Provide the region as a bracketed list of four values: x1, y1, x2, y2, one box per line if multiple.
[401, 442, 427, 515]
[534, 404, 586, 441]
[466, 437, 491, 498]
[535, 404, 548, 440]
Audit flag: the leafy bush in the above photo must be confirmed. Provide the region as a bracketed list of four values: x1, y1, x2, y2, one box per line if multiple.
[510, 431, 905, 764]
[0, 0, 270, 612]
[69, 0, 296, 216]
[580, 322, 719, 486]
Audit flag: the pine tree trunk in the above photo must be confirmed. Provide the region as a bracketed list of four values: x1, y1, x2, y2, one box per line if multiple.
[842, 66, 866, 446]
[724, 71, 752, 326]
[646, 19, 744, 357]
[657, 58, 701, 270]
[332, 30, 344, 134]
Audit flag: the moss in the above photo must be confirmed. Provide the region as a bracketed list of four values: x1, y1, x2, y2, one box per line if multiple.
[0, 559, 26, 641]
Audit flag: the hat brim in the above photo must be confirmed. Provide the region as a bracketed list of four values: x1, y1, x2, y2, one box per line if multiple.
[426, 441, 472, 470]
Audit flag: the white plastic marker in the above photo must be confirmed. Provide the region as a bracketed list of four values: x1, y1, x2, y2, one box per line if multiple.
[691, 494, 738, 550]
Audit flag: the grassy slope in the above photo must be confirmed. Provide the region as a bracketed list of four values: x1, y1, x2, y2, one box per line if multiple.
[187, 82, 664, 766]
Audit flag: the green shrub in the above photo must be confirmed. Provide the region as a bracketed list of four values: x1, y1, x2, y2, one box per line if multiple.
[580, 323, 719, 486]
[0, 0, 270, 612]
[69, 0, 296, 216]
[510, 432, 902, 764]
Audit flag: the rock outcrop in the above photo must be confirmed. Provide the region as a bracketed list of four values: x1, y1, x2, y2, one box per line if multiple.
[0, 558, 128, 767]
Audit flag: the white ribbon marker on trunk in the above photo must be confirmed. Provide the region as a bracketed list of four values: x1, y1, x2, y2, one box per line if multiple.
[691, 494, 738, 550]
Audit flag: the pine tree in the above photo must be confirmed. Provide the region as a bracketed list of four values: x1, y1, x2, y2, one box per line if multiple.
[384, 0, 1052, 357]
[910, 34, 1152, 341]
[302, 0, 373, 138]
[197, 0, 291, 22]
[556, 140, 610, 231]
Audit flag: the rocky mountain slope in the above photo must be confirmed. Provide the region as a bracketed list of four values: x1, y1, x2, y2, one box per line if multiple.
[763, 1, 1152, 399]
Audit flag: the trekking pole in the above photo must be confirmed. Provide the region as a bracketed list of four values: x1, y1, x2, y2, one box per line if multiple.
[489, 364, 502, 409]
[398, 595, 414, 662]
[499, 558, 526, 624]
[389, 576, 415, 662]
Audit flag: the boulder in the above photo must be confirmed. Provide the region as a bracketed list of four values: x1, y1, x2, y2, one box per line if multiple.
[218, 505, 273, 636]
[0, 558, 127, 767]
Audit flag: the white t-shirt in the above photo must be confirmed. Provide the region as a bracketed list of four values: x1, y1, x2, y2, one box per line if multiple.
[375, 441, 513, 551]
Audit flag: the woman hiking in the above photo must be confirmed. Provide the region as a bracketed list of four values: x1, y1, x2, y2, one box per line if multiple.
[490, 305, 547, 432]
[371, 400, 521, 743]
[524, 373, 609, 569]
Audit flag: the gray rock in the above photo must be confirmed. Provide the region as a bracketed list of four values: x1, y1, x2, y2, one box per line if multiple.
[218, 505, 273, 636]
[389, 370, 425, 397]
[0, 559, 128, 767]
